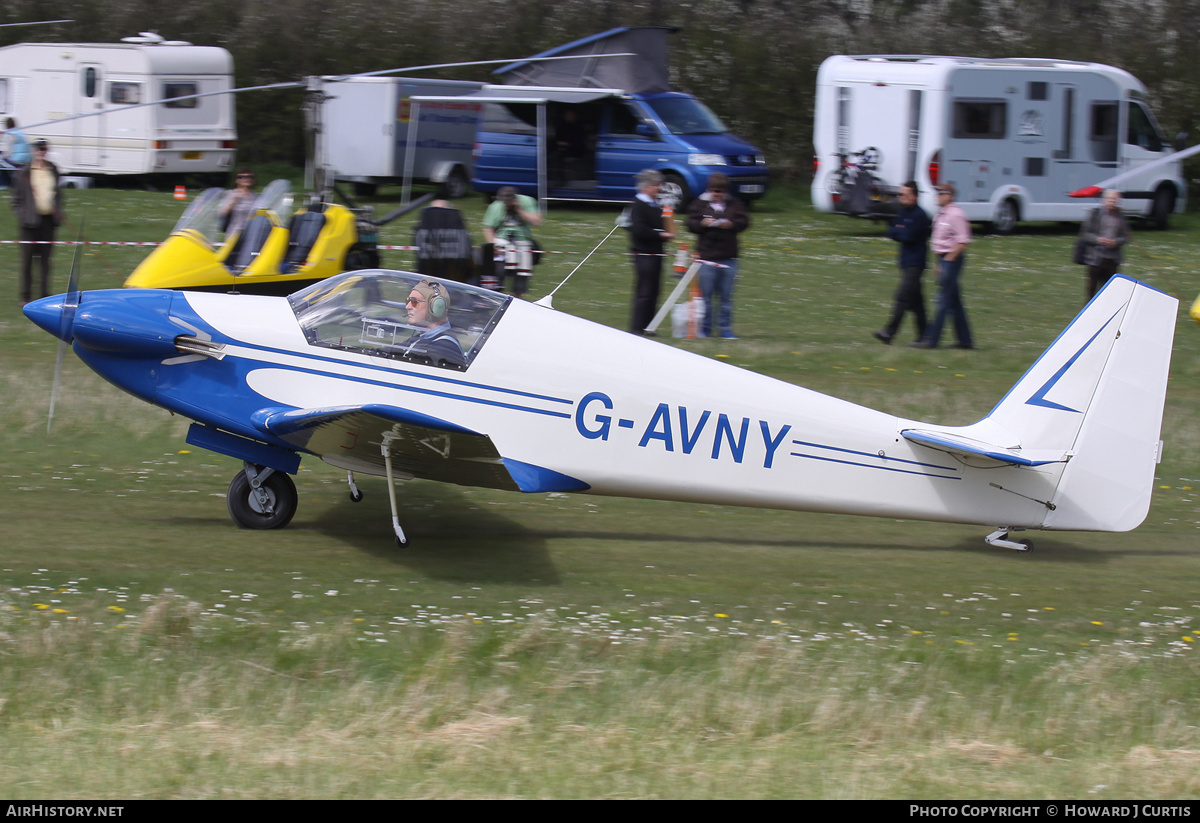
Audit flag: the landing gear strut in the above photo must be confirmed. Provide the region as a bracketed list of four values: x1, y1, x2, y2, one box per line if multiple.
[381, 435, 410, 547]
[985, 528, 1034, 553]
[346, 471, 363, 502]
[227, 462, 298, 530]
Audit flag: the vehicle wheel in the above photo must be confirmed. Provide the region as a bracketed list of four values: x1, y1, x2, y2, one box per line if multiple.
[1018, 539, 1034, 553]
[349, 489, 364, 503]
[396, 534, 410, 548]
[227, 471, 297, 530]
[1152, 186, 1174, 230]
[992, 198, 1018, 234]
[443, 168, 470, 199]
[660, 173, 689, 210]
[344, 246, 380, 271]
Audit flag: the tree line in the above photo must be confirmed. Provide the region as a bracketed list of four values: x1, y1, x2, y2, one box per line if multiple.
[4, 0, 1199, 184]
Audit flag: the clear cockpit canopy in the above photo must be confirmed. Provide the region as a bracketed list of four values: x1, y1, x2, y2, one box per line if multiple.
[289, 270, 512, 371]
[169, 179, 295, 249]
[170, 187, 225, 247]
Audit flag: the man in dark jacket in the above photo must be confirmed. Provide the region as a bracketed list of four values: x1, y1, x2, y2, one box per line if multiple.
[874, 181, 931, 344]
[686, 172, 749, 339]
[12, 139, 63, 305]
[627, 169, 674, 335]
[1079, 189, 1129, 299]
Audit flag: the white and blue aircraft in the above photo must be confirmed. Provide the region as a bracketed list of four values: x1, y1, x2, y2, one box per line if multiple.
[24, 269, 1176, 550]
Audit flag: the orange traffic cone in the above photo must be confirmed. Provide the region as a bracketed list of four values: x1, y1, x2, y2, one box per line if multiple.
[173, 185, 186, 200]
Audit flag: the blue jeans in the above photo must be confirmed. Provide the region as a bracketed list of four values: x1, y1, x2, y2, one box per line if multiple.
[699, 258, 739, 337]
[924, 254, 972, 348]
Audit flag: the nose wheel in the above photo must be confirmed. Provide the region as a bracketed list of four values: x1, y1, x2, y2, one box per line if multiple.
[227, 463, 298, 530]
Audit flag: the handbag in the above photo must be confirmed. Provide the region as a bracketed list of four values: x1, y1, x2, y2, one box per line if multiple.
[1073, 237, 1091, 265]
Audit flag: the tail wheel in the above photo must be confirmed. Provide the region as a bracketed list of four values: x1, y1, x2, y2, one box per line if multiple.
[992, 198, 1019, 234]
[227, 470, 297, 530]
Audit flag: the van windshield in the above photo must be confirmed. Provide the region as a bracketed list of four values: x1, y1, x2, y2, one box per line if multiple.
[645, 97, 728, 135]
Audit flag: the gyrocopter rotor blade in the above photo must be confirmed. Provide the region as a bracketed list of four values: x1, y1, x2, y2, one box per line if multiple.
[20, 53, 634, 133]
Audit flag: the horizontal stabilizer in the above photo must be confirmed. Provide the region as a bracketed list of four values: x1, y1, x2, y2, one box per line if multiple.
[901, 429, 1071, 467]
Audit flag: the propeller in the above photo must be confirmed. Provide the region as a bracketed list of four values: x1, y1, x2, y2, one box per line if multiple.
[47, 222, 84, 435]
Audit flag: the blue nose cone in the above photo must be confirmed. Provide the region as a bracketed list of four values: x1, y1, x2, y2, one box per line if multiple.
[23, 294, 73, 343]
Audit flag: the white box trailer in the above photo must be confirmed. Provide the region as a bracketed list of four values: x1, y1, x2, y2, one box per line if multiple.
[812, 55, 1185, 230]
[0, 38, 236, 179]
[320, 76, 483, 197]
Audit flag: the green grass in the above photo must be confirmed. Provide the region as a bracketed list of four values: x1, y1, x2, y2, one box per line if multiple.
[1, 183, 1199, 798]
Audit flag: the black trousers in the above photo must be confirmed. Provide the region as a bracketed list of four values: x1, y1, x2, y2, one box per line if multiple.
[1086, 258, 1119, 299]
[20, 214, 56, 303]
[883, 264, 928, 341]
[631, 252, 663, 334]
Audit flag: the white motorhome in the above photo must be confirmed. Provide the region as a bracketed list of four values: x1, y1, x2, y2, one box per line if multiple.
[320, 77, 483, 197]
[812, 55, 1185, 230]
[0, 36, 236, 179]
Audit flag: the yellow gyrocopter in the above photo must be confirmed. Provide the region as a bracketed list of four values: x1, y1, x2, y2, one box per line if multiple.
[124, 180, 381, 295]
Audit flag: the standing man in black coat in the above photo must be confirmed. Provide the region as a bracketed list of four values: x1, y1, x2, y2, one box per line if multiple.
[626, 169, 674, 335]
[12, 139, 63, 305]
[874, 181, 931, 345]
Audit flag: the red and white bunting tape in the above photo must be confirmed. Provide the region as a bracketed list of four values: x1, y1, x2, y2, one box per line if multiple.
[0, 239, 728, 264]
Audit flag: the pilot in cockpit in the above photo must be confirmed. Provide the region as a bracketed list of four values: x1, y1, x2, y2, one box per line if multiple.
[402, 278, 466, 368]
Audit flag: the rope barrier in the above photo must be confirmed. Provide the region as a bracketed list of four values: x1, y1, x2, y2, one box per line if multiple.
[0, 239, 730, 265]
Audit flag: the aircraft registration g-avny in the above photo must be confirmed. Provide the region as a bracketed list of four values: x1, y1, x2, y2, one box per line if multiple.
[24, 269, 1176, 551]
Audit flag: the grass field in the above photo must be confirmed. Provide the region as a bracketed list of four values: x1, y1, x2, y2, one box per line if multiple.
[1, 182, 1198, 798]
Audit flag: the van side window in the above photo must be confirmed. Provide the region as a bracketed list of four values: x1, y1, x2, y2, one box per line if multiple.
[0, 79, 7, 113]
[163, 83, 199, 109]
[82, 67, 98, 98]
[608, 102, 646, 136]
[952, 100, 1006, 139]
[1126, 101, 1164, 152]
[109, 83, 142, 105]
[480, 103, 536, 136]
[1089, 102, 1118, 163]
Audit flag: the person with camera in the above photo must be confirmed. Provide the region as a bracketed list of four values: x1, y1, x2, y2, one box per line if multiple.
[482, 186, 542, 297]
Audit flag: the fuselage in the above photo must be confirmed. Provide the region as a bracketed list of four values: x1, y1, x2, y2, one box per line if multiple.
[26, 276, 1061, 530]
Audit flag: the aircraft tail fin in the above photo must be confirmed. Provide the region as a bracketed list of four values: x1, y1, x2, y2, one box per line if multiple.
[981, 275, 1177, 531]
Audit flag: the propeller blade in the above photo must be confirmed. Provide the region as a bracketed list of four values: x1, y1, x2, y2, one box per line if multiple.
[48, 222, 84, 435]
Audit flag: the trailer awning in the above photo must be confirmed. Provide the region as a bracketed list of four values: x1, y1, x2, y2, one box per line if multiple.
[404, 86, 626, 209]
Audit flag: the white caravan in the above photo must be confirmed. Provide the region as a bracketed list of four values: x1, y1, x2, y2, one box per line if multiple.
[0, 36, 236, 179]
[811, 55, 1185, 230]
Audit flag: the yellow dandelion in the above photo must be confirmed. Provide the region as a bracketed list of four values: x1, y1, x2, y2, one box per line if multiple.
[714, 613, 728, 618]
[107, 606, 125, 613]
[52, 608, 69, 614]
[33, 603, 49, 610]
[1091, 621, 1103, 626]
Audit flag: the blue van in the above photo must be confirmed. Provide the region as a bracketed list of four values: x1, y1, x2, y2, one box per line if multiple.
[469, 27, 769, 205]
[472, 92, 768, 205]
